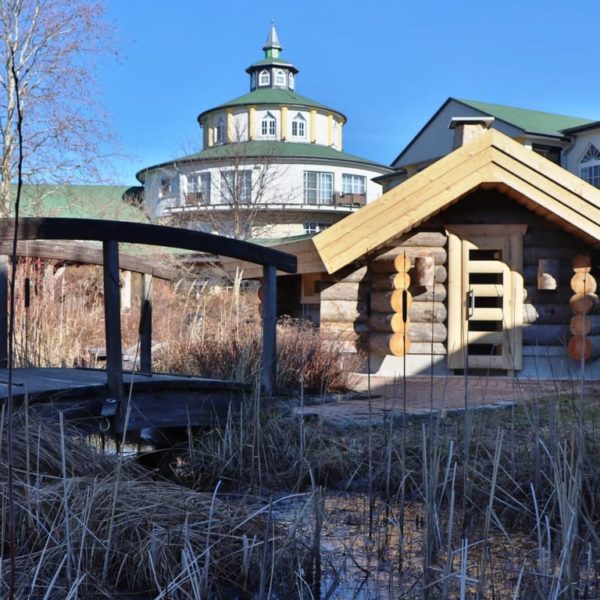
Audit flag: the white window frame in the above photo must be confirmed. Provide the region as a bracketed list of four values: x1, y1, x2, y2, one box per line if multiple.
[159, 176, 172, 198]
[342, 173, 366, 195]
[274, 69, 286, 86]
[303, 222, 329, 234]
[258, 69, 270, 86]
[288, 72, 294, 90]
[214, 116, 226, 144]
[580, 144, 600, 188]
[187, 173, 211, 202]
[221, 170, 252, 204]
[291, 113, 306, 138]
[303, 171, 334, 205]
[260, 111, 277, 138]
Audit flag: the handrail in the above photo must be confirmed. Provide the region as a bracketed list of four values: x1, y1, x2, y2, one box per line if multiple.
[0, 218, 297, 273]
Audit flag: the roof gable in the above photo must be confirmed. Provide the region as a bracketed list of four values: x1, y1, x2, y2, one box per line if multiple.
[314, 129, 600, 274]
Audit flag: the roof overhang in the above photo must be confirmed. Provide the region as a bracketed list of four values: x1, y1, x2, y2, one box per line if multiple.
[313, 129, 600, 274]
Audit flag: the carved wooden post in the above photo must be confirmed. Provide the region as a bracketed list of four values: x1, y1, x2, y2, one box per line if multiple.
[0, 255, 7, 367]
[102, 240, 123, 405]
[140, 273, 153, 373]
[261, 264, 277, 396]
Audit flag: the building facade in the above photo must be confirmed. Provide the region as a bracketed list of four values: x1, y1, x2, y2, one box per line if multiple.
[137, 25, 393, 240]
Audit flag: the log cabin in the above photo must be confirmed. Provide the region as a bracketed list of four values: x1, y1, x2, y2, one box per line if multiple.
[223, 119, 600, 379]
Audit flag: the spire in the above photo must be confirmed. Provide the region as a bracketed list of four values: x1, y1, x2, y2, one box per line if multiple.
[263, 22, 282, 58]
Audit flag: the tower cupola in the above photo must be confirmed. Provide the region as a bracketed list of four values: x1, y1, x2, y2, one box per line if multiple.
[246, 23, 299, 92]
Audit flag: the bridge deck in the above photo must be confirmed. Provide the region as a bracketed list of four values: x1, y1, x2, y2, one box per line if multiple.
[0, 367, 250, 433]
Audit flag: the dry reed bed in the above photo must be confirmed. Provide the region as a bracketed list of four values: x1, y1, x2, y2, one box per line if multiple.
[0, 413, 307, 598]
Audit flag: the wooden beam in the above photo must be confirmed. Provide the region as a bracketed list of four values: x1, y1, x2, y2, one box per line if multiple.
[0, 240, 176, 280]
[102, 240, 123, 407]
[261, 265, 277, 396]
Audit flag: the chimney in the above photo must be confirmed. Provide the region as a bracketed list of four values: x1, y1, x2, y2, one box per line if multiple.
[449, 116, 495, 149]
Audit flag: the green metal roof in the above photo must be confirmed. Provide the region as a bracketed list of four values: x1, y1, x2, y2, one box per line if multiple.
[456, 98, 595, 137]
[198, 88, 344, 122]
[247, 57, 296, 69]
[137, 141, 393, 180]
[11, 184, 149, 222]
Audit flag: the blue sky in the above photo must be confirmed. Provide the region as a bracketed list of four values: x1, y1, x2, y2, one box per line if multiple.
[99, 0, 600, 185]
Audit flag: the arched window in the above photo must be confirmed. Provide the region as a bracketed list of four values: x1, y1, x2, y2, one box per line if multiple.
[274, 69, 286, 86]
[258, 69, 270, 86]
[291, 113, 305, 138]
[580, 144, 600, 188]
[261, 111, 276, 137]
[214, 116, 226, 144]
[288, 72, 294, 90]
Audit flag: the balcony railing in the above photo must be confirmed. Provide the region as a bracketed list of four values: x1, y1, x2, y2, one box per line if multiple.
[333, 192, 366, 207]
[184, 192, 209, 206]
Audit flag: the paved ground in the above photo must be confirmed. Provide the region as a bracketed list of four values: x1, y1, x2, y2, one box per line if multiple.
[295, 375, 600, 428]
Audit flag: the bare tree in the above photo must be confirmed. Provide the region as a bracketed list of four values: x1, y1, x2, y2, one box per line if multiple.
[0, 0, 112, 216]
[169, 122, 297, 240]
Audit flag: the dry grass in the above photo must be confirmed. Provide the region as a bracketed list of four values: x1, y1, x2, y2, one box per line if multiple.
[0, 411, 307, 599]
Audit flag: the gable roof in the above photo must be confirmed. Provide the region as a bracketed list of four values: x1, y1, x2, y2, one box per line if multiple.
[392, 97, 595, 166]
[314, 129, 600, 274]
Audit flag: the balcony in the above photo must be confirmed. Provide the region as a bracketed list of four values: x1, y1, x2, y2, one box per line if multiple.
[332, 192, 366, 208]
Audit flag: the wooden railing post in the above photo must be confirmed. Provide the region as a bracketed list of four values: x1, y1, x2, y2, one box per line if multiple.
[0, 255, 7, 367]
[140, 273, 153, 372]
[102, 240, 123, 406]
[261, 264, 277, 396]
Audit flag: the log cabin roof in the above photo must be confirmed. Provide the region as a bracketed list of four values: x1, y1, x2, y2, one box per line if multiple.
[313, 128, 600, 274]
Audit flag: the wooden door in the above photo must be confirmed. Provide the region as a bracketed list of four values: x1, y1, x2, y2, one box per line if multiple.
[446, 225, 526, 371]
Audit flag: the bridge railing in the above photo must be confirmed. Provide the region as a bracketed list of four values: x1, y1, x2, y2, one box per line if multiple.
[0, 218, 297, 407]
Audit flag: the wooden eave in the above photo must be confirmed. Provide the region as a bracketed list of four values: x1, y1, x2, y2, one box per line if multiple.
[314, 129, 600, 274]
[220, 237, 324, 279]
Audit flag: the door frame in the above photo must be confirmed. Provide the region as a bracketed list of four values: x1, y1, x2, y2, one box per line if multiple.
[445, 224, 527, 371]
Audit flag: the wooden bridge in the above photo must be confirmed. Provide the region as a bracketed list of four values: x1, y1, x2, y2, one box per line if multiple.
[0, 218, 297, 434]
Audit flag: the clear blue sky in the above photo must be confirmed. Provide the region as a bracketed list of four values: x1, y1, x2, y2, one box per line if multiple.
[98, 0, 600, 185]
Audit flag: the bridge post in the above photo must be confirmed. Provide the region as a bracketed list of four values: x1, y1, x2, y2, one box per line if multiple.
[261, 264, 277, 396]
[0, 255, 7, 367]
[102, 240, 123, 406]
[139, 273, 153, 372]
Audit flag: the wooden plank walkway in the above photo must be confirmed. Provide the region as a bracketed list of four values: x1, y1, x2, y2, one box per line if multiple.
[0, 367, 250, 433]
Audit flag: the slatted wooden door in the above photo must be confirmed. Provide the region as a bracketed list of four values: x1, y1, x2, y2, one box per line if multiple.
[446, 225, 526, 372]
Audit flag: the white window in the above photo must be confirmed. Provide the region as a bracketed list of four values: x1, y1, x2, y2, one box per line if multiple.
[303, 171, 334, 205]
[258, 69, 270, 86]
[159, 177, 172, 198]
[260, 112, 277, 137]
[214, 116, 226, 144]
[274, 69, 286, 86]
[303, 222, 329, 234]
[580, 145, 600, 188]
[288, 72, 294, 90]
[291, 114, 305, 138]
[342, 174, 366, 195]
[221, 170, 252, 204]
[186, 173, 211, 203]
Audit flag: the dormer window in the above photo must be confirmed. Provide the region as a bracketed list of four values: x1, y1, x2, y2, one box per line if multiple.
[214, 116, 226, 144]
[261, 112, 276, 138]
[258, 70, 270, 86]
[288, 72, 294, 90]
[291, 114, 305, 138]
[580, 145, 600, 188]
[274, 69, 286, 86]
